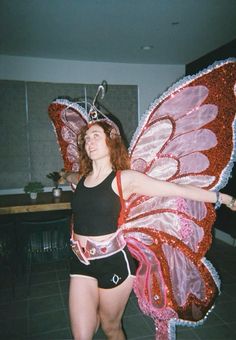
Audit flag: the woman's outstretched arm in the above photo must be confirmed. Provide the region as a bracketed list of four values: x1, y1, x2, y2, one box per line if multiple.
[121, 169, 236, 211]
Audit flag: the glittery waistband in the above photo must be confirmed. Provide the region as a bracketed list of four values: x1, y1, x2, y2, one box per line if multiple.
[70, 230, 126, 265]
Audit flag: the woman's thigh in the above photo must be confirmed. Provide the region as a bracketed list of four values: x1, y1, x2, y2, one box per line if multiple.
[99, 276, 134, 323]
[69, 276, 99, 339]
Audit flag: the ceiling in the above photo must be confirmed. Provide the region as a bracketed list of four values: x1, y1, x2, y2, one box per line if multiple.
[1, 0, 236, 65]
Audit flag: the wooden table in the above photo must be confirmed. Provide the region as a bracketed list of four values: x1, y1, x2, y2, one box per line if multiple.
[0, 191, 72, 215]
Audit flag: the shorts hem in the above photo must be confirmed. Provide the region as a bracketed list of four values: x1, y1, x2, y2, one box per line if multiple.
[70, 274, 97, 282]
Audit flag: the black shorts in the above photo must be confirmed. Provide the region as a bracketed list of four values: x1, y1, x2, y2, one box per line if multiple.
[70, 246, 137, 289]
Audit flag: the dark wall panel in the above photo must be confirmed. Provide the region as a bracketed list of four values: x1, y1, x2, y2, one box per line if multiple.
[0, 80, 29, 188]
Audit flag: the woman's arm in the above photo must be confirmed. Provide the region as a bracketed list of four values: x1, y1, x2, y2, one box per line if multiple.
[121, 169, 236, 211]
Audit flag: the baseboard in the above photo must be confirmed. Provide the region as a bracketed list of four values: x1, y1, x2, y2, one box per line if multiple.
[214, 228, 236, 247]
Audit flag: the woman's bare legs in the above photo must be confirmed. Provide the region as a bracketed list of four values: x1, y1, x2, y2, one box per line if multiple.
[99, 276, 134, 340]
[69, 276, 99, 340]
[69, 275, 134, 340]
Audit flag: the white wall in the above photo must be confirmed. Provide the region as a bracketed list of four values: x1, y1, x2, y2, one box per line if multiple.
[0, 55, 185, 118]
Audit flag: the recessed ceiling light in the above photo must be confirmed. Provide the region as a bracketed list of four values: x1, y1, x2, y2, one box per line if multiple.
[141, 45, 154, 50]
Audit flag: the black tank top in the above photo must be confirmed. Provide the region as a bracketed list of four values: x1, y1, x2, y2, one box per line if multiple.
[71, 171, 121, 236]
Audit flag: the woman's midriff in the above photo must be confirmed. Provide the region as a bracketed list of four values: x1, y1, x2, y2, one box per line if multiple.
[73, 231, 118, 248]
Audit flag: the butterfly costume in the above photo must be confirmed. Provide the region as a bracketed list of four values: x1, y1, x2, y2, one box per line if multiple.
[48, 59, 236, 340]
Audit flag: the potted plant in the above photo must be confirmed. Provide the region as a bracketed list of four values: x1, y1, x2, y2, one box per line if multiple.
[46, 171, 62, 197]
[24, 181, 44, 200]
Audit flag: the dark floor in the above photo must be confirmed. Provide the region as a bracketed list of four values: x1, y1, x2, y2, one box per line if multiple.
[1, 238, 236, 340]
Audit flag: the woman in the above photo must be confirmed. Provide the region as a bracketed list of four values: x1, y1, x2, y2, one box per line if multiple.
[63, 120, 235, 340]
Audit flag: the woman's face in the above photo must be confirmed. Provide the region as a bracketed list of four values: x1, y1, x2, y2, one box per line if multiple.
[84, 124, 110, 161]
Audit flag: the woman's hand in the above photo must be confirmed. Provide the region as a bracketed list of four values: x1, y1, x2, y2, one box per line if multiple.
[59, 169, 80, 186]
[226, 197, 236, 211]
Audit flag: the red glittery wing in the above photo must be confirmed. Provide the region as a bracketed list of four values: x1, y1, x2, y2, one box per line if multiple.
[48, 99, 88, 172]
[121, 59, 236, 339]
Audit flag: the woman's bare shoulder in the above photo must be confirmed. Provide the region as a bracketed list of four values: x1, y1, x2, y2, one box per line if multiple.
[118, 170, 139, 198]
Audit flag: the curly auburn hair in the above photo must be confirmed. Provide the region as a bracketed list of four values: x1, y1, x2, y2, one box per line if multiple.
[77, 121, 130, 176]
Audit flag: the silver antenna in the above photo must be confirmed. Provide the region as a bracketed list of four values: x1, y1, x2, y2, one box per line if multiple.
[92, 80, 107, 107]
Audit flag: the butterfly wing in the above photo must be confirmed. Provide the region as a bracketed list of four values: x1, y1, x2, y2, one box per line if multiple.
[121, 59, 236, 339]
[48, 99, 88, 172]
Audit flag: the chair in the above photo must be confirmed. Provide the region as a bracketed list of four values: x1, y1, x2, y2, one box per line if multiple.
[20, 216, 71, 294]
[0, 220, 17, 297]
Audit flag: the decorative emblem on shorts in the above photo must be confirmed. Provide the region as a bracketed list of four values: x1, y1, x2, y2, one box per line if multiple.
[111, 274, 121, 285]
[89, 247, 96, 255]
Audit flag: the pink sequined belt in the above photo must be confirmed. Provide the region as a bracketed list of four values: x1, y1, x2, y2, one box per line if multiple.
[70, 230, 126, 265]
